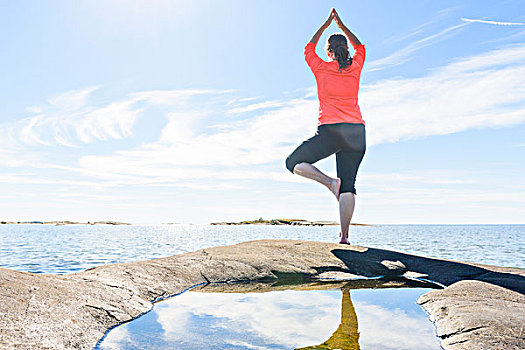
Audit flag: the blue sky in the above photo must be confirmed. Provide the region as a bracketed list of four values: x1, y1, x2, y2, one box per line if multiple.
[1, 0, 524, 224]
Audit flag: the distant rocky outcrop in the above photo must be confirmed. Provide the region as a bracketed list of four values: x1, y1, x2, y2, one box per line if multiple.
[210, 218, 372, 226]
[0, 221, 131, 225]
[0, 240, 523, 349]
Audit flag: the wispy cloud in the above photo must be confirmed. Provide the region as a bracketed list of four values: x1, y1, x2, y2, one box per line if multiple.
[48, 86, 100, 110]
[72, 97, 317, 184]
[361, 169, 523, 199]
[0, 172, 108, 188]
[8, 87, 144, 147]
[461, 18, 525, 26]
[331, 164, 525, 224]
[362, 43, 525, 145]
[226, 96, 260, 105]
[2, 88, 234, 149]
[367, 22, 468, 72]
[381, 6, 459, 45]
[227, 100, 285, 114]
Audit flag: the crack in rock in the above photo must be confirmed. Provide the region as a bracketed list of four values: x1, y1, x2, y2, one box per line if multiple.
[441, 325, 486, 340]
[448, 338, 469, 345]
[23, 287, 32, 320]
[84, 304, 124, 323]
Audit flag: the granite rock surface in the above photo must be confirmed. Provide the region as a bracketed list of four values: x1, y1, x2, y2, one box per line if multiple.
[0, 239, 523, 349]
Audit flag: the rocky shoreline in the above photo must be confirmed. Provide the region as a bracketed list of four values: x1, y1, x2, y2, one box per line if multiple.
[210, 218, 373, 226]
[0, 239, 523, 349]
[0, 221, 131, 225]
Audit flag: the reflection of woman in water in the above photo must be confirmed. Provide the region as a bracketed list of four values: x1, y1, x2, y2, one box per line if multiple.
[295, 288, 360, 350]
[286, 8, 366, 245]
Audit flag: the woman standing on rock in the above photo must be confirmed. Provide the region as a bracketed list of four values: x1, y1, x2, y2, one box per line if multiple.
[286, 8, 366, 244]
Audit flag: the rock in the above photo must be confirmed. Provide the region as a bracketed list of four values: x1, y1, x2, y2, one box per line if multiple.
[211, 218, 358, 226]
[0, 239, 523, 349]
[418, 280, 525, 349]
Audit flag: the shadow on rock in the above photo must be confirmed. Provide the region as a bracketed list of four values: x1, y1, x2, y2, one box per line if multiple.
[331, 247, 525, 294]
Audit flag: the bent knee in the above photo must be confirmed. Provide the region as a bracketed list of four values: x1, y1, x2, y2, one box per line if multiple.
[286, 156, 310, 174]
[285, 155, 297, 173]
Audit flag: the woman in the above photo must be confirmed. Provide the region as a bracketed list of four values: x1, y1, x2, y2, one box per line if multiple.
[285, 8, 366, 245]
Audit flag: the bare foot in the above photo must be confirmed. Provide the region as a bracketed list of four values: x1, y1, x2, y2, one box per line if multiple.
[338, 232, 351, 245]
[329, 178, 341, 201]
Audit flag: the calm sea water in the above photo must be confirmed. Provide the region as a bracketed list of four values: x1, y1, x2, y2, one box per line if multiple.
[0, 224, 523, 274]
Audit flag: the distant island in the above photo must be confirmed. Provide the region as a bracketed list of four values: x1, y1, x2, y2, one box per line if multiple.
[210, 218, 374, 227]
[0, 221, 131, 225]
[0, 219, 374, 226]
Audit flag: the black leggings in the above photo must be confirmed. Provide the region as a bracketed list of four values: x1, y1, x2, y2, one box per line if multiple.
[285, 123, 366, 194]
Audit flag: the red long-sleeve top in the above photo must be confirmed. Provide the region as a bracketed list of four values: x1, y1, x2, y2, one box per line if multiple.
[304, 42, 366, 126]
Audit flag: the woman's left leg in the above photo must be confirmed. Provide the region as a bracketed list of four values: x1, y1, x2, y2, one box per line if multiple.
[337, 150, 362, 244]
[338, 192, 355, 244]
[335, 124, 366, 244]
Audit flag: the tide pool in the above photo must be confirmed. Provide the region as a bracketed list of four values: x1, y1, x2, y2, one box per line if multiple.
[98, 285, 440, 350]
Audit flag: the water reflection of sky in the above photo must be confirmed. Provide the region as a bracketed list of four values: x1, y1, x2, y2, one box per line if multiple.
[99, 288, 440, 350]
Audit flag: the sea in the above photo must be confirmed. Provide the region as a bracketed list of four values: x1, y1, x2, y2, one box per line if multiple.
[1, 224, 523, 274]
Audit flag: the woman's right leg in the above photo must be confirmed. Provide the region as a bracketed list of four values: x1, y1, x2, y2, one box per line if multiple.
[293, 163, 341, 200]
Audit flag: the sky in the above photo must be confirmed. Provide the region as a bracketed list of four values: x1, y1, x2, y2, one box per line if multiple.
[0, 0, 524, 224]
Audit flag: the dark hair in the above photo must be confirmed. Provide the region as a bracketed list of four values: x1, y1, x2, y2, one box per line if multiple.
[327, 34, 352, 71]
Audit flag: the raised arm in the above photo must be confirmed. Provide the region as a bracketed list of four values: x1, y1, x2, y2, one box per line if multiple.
[309, 10, 335, 45]
[333, 9, 362, 48]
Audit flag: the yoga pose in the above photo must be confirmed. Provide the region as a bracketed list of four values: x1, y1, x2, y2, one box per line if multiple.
[286, 8, 366, 244]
